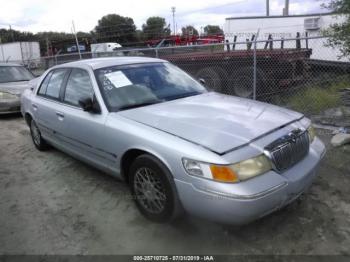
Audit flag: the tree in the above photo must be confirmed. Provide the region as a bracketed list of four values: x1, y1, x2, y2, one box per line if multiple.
[0, 28, 94, 55]
[94, 14, 137, 44]
[0, 28, 36, 43]
[323, 0, 350, 58]
[142, 16, 170, 40]
[134, 29, 145, 43]
[203, 25, 223, 35]
[181, 25, 198, 36]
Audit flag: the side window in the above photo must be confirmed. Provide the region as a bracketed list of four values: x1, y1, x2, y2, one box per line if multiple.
[45, 69, 67, 99]
[38, 71, 53, 95]
[64, 69, 94, 106]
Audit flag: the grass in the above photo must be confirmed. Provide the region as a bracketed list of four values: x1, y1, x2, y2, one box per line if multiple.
[285, 75, 350, 115]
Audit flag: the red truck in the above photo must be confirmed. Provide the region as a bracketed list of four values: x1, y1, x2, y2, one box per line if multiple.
[144, 34, 224, 47]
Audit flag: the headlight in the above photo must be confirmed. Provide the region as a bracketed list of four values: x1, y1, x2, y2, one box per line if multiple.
[183, 154, 272, 183]
[0, 91, 18, 100]
[307, 125, 316, 142]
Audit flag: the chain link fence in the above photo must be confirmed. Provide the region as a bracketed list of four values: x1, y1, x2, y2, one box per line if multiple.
[23, 35, 350, 116]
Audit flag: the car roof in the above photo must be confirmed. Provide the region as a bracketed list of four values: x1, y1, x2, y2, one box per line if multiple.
[54, 57, 167, 70]
[0, 63, 23, 67]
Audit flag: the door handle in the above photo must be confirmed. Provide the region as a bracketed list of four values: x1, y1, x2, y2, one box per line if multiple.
[32, 104, 38, 110]
[56, 112, 64, 119]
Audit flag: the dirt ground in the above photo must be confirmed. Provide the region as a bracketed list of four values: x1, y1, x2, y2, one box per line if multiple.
[0, 114, 350, 255]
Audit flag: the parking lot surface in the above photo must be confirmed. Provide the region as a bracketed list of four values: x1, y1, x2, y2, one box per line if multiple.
[0, 115, 350, 255]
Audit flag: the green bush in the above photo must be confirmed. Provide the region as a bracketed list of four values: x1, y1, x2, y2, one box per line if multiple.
[287, 76, 350, 115]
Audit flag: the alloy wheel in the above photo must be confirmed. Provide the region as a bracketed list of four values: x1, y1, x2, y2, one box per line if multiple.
[133, 167, 167, 214]
[31, 120, 41, 146]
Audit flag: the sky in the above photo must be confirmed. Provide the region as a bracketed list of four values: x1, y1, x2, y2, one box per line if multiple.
[0, 0, 328, 33]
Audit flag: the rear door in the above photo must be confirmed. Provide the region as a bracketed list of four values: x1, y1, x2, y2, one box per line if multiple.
[33, 68, 70, 144]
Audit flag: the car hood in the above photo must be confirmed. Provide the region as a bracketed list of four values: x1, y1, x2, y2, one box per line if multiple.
[0, 81, 30, 95]
[118, 92, 303, 154]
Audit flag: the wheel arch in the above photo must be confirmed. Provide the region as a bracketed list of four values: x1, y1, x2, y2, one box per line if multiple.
[24, 112, 33, 126]
[120, 147, 173, 184]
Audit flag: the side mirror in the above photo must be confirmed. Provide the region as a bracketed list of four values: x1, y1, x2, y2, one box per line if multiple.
[199, 78, 206, 85]
[78, 97, 101, 114]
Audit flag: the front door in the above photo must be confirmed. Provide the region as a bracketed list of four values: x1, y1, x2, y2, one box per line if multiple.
[57, 68, 116, 171]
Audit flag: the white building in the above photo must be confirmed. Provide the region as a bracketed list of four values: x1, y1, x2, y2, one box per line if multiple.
[224, 13, 348, 62]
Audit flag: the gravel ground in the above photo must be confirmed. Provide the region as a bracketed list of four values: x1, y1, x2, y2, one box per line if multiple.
[0, 115, 350, 255]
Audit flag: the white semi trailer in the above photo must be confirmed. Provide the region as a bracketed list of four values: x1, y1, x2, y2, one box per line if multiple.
[0, 42, 41, 67]
[224, 13, 348, 62]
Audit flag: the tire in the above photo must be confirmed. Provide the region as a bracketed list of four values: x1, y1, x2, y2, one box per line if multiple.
[229, 67, 266, 98]
[30, 119, 49, 151]
[195, 67, 228, 92]
[129, 154, 183, 223]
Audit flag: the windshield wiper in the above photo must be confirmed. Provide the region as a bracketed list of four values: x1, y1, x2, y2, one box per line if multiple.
[165, 91, 202, 101]
[7, 79, 31, 82]
[118, 100, 162, 111]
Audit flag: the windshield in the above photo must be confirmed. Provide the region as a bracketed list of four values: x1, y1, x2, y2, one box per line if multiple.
[0, 66, 34, 83]
[94, 62, 207, 111]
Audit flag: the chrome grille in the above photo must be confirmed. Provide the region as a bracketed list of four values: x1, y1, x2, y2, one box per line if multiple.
[265, 129, 310, 172]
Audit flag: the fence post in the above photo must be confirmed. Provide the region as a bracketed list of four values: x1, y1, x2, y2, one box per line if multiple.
[253, 29, 260, 100]
[232, 35, 237, 51]
[264, 34, 272, 49]
[246, 38, 250, 50]
[296, 32, 301, 49]
[247, 35, 255, 50]
[226, 39, 230, 52]
[155, 47, 159, 58]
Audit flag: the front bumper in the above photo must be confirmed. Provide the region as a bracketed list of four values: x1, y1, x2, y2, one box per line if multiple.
[0, 99, 21, 114]
[175, 137, 326, 225]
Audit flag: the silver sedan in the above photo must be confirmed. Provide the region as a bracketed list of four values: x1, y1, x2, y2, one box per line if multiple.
[21, 57, 326, 224]
[0, 63, 34, 114]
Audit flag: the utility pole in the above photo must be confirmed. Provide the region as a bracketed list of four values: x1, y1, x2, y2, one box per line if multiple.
[283, 0, 289, 16]
[46, 37, 50, 56]
[0, 37, 5, 62]
[171, 7, 176, 36]
[266, 0, 269, 16]
[72, 20, 82, 59]
[9, 25, 14, 42]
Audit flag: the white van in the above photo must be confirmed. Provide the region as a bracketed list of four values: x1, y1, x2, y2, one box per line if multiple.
[91, 43, 122, 57]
